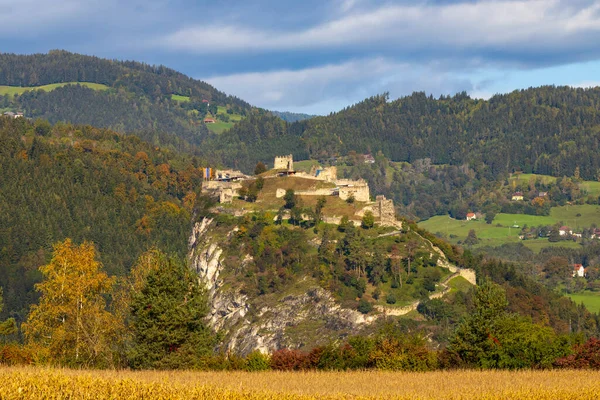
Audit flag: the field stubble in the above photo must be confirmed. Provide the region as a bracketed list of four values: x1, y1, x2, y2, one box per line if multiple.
[1, 367, 600, 399]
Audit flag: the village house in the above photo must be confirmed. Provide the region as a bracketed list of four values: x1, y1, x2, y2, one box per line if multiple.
[3, 111, 24, 119]
[538, 191, 548, 197]
[559, 226, 572, 236]
[364, 154, 375, 164]
[511, 192, 524, 201]
[204, 118, 216, 124]
[573, 264, 586, 278]
[466, 212, 477, 221]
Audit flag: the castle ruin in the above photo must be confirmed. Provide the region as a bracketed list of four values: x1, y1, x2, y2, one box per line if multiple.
[274, 155, 294, 171]
[337, 179, 370, 202]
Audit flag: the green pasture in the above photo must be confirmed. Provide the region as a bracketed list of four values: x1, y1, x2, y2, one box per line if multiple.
[294, 160, 321, 172]
[0, 82, 109, 96]
[206, 120, 234, 134]
[566, 291, 600, 314]
[171, 94, 190, 102]
[510, 173, 600, 197]
[418, 204, 600, 252]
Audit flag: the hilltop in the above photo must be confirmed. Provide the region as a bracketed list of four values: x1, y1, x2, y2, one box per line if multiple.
[0, 50, 257, 153]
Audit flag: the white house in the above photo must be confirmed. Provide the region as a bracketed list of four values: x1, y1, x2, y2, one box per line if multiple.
[573, 264, 586, 278]
[466, 212, 477, 221]
[559, 226, 572, 236]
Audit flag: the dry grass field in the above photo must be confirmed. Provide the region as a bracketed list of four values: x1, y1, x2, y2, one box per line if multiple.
[1, 367, 600, 399]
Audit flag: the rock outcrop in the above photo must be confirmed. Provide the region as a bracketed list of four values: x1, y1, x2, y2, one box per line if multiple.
[188, 217, 377, 355]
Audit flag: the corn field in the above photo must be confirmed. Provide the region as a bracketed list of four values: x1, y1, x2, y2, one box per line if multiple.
[1, 367, 600, 399]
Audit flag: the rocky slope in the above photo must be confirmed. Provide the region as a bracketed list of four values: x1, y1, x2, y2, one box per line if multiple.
[187, 217, 379, 354]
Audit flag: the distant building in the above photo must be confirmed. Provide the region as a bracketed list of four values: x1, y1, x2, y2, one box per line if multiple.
[466, 212, 477, 221]
[204, 118, 216, 124]
[559, 226, 572, 236]
[573, 264, 586, 278]
[511, 192, 524, 201]
[538, 191, 548, 197]
[364, 154, 375, 164]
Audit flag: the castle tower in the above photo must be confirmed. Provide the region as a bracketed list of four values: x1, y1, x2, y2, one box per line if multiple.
[274, 155, 294, 171]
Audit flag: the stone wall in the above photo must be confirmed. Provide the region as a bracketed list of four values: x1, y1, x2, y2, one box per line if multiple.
[317, 166, 337, 182]
[274, 154, 294, 171]
[375, 195, 397, 227]
[338, 180, 370, 202]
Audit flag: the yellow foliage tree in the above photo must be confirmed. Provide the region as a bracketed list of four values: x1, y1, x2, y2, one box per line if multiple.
[23, 239, 118, 367]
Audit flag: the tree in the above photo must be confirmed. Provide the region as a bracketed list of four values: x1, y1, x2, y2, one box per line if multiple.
[254, 162, 267, 175]
[485, 211, 496, 225]
[22, 239, 119, 367]
[448, 280, 569, 369]
[361, 211, 375, 229]
[283, 189, 296, 209]
[128, 252, 215, 369]
[464, 229, 479, 246]
[0, 288, 17, 337]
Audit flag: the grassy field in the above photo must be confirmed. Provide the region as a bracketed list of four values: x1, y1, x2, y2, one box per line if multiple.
[418, 204, 600, 251]
[509, 172, 600, 197]
[567, 291, 600, 313]
[0, 82, 109, 96]
[171, 94, 190, 102]
[294, 160, 321, 172]
[2, 367, 600, 399]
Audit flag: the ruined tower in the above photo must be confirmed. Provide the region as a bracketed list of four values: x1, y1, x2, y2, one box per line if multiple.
[274, 155, 294, 171]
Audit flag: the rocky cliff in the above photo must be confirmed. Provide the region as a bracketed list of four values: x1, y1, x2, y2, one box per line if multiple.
[187, 217, 379, 355]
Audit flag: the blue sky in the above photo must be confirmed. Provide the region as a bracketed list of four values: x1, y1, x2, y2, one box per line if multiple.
[2, 0, 600, 114]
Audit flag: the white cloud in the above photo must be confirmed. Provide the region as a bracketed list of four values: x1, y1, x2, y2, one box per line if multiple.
[158, 0, 600, 60]
[204, 58, 479, 113]
[571, 80, 600, 88]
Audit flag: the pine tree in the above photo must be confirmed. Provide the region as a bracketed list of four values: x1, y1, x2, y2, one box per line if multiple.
[128, 252, 215, 369]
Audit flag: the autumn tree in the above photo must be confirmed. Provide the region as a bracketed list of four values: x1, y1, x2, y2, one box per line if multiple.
[23, 239, 119, 367]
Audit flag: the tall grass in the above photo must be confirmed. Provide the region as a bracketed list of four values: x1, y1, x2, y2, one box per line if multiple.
[1, 366, 600, 399]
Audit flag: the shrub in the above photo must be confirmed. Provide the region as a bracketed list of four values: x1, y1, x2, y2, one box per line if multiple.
[386, 293, 397, 304]
[0, 344, 33, 365]
[555, 337, 600, 369]
[270, 349, 307, 371]
[358, 299, 373, 314]
[245, 350, 271, 371]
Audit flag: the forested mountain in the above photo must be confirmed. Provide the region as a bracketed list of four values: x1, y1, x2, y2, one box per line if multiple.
[0, 116, 203, 322]
[270, 111, 316, 123]
[209, 87, 600, 179]
[0, 51, 256, 154]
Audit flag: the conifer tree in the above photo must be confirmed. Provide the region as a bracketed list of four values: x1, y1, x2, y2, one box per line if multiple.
[128, 252, 215, 369]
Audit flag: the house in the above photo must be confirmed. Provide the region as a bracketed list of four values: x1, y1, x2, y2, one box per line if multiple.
[573, 264, 586, 278]
[511, 192, 524, 201]
[3, 111, 15, 118]
[15, 112, 23, 118]
[364, 154, 375, 164]
[538, 191, 548, 197]
[466, 212, 477, 221]
[204, 118, 216, 124]
[592, 228, 600, 239]
[559, 226, 572, 236]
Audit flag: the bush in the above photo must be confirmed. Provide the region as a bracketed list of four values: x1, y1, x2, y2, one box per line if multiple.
[0, 344, 33, 365]
[386, 293, 397, 304]
[555, 337, 600, 369]
[245, 350, 271, 371]
[357, 299, 373, 314]
[270, 349, 307, 371]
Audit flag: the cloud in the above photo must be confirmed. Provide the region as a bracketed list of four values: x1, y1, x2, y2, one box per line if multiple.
[0, 0, 86, 35]
[158, 0, 600, 66]
[204, 58, 480, 114]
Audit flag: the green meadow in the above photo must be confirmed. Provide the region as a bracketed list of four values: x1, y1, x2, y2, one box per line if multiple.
[0, 82, 109, 96]
[171, 94, 190, 102]
[566, 291, 600, 313]
[418, 205, 600, 252]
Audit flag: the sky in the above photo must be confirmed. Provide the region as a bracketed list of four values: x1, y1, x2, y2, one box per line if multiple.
[2, 0, 600, 115]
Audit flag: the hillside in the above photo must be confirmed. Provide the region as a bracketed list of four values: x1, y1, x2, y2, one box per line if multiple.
[0, 116, 201, 321]
[207, 87, 600, 181]
[0, 51, 256, 154]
